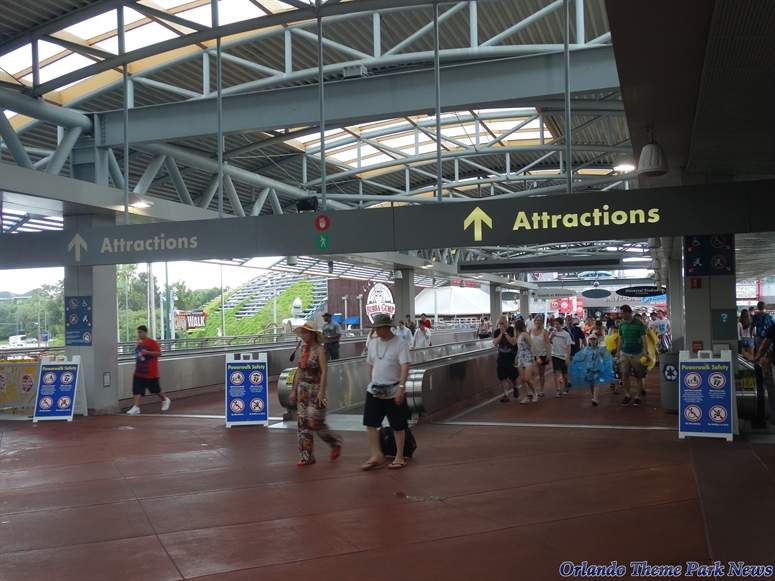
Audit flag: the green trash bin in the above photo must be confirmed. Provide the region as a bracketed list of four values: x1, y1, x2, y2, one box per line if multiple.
[659, 352, 680, 413]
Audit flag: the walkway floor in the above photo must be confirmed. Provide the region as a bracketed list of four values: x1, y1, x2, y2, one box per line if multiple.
[1, 370, 773, 580]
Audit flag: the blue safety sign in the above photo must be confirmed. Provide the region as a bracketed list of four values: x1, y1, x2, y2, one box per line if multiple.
[678, 352, 733, 441]
[64, 296, 93, 346]
[33, 361, 80, 422]
[225, 354, 268, 427]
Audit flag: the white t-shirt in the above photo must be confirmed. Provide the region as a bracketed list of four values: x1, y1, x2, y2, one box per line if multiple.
[550, 329, 572, 360]
[412, 326, 432, 349]
[648, 319, 660, 334]
[656, 318, 670, 335]
[367, 336, 412, 398]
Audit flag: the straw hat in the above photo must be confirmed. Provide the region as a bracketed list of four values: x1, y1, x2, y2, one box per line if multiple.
[293, 321, 325, 343]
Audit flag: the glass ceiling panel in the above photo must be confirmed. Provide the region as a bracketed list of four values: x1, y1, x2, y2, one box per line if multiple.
[63, 10, 118, 40]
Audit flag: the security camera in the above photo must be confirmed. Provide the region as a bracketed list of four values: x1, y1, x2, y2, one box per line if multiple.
[593, 281, 600, 288]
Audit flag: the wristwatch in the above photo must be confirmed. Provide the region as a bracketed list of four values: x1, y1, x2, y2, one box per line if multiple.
[398, 384, 405, 389]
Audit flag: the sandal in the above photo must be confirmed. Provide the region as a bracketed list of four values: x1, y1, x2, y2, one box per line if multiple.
[360, 460, 382, 471]
[388, 461, 407, 470]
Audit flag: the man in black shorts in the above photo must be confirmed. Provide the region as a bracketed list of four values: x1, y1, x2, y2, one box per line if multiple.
[361, 314, 412, 471]
[126, 325, 170, 415]
[493, 315, 519, 401]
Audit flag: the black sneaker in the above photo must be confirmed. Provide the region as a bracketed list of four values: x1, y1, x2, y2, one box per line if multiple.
[621, 395, 632, 407]
[633, 397, 642, 406]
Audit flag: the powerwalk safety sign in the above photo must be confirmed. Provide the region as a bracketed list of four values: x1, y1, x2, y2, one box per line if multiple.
[678, 350, 735, 442]
[33, 355, 87, 423]
[225, 353, 268, 428]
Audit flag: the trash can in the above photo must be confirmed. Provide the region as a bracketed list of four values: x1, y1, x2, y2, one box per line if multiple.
[659, 352, 680, 413]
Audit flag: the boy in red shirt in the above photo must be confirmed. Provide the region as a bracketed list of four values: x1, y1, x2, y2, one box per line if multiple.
[126, 325, 170, 414]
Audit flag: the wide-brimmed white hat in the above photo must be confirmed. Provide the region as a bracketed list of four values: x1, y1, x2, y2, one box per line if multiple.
[293, 321, 325, 343]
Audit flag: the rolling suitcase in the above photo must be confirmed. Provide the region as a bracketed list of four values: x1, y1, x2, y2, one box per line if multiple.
[378, 426, 417, 459]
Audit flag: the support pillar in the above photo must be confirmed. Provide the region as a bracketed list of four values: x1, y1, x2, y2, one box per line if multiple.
[682, 238, 737, 360]
[392, 268, 415, 325]
[490, 284, 502, 323]
[64, 215, 119, 413]
[519, 290, 531, 321]
[668, 256, 684, 351]
[65, 137, 119, 413]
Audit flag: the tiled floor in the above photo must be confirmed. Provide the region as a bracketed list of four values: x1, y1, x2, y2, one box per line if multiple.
[1, 369, 773, 580]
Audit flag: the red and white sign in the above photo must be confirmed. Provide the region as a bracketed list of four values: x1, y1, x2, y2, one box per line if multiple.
[42, 372, 57, 385]
[683, 373, 702, 389]
[230, 372, 245, 385]
[315, 215, 330, 231]
[250, 398, 265, 412]
[39, 396, 53, 409]
[249, 371, 264, 385]
[21, 375, 34, 393]
[365, 283, 395, 322]
[230, 399, 245, 413]
[691, 340, 703, 353]
[684, 405, 701, 422]
[708, 372, 727, 389]
[709, 405, 728, 423]
[57, 396, 72, 409]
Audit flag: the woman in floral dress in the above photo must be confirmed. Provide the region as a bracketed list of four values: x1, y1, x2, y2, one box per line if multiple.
[289, 321, 343, 466]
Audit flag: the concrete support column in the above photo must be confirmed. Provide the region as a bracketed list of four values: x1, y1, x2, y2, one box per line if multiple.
[490, 284, 502, 323]
[392, 268, 415, 325]
[64, 214, 119, 413]
[66, 137, 119, 413]
[519, 290, 531, 320]
[683, 246, 737, 359]
[668, 256, 685, 350]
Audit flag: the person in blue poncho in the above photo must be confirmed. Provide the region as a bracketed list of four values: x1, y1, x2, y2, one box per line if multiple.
[569, 334, 616, 406]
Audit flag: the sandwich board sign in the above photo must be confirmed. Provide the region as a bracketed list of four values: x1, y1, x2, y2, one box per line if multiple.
[678, 350, 735, 442]
[225, 353, 268, 428]
[33, 355, 88, 422]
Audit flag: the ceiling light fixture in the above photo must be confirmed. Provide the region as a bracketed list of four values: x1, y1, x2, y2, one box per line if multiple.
[638, 126, 669, 176]
[613, 156, 636, 172]
[129, 194, 154, 208]
[421, 261, 434, 269]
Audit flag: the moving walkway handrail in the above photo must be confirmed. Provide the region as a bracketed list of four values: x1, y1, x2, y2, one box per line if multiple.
[738, 356, 767, 428]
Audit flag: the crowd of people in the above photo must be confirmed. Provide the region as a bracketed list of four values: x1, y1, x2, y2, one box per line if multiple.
[492, 306, 661, 407]
[283, 302, 772, 470]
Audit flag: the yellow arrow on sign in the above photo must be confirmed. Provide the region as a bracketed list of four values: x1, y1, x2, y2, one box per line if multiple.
[463, 206, 492, 242]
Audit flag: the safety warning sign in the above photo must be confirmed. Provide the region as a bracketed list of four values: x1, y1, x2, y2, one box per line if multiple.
[33, 355, 87, 423]
[225, 353, 268, 428]
[678, 350, 734, 442]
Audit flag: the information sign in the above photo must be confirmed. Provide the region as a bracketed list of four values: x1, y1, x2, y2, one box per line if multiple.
[678, 350, 734, 442]
[225, 353, 268, 428]
[64, 296, 93, 346]
[33, 355, 87, 422]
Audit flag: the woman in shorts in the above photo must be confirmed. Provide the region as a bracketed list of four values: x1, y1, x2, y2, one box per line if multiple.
[515, 319, 540, 404]
[529, 315, 551, 396]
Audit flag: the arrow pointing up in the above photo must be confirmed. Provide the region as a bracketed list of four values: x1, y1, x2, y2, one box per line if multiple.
[463, 206, 492, 242]
[68, 234, 87, 262]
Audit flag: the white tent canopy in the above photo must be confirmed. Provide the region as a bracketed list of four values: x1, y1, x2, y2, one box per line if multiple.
[414, 287, 491, 316]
